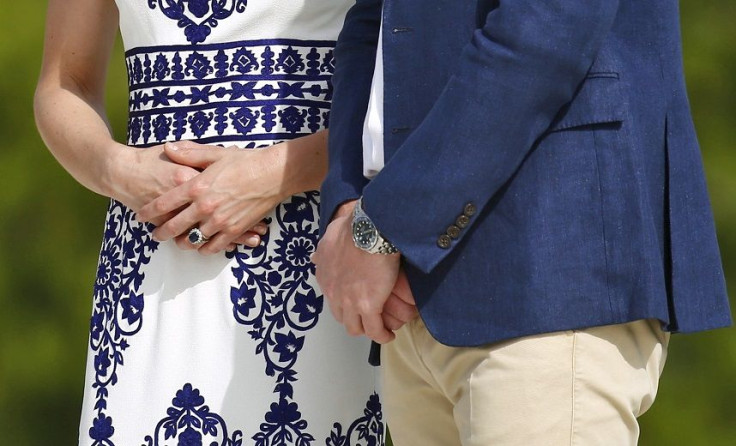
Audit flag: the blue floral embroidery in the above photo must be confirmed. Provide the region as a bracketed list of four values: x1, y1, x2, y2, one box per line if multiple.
[276, 47, 305, 74]
[147, 0, 249, 44]
[143, 383, 244, 446]
[279, 106, 308, 134]
[227, 193, 321, 446]
[153, 54, 171, 80]
[225, 192, 384, 446]
[88, 200, 159, 445]
[86, 32, 382, 444]
[231, 48, 259, 73]
[125, 40, 335, 147]
[89, 413, 115, 445]
[185, 52, 214, 79]
[327, 394, 384, 446]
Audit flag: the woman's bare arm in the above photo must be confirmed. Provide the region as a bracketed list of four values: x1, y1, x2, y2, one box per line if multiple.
[34, 0, 198, 211]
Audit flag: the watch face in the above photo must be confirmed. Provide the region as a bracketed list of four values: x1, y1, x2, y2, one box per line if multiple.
[352, 217, 378, 250]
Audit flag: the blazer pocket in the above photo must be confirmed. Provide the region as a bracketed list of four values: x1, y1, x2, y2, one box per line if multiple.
[548, 72, 626, 132]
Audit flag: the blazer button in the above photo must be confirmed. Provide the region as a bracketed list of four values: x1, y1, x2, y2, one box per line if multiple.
[464, 203, 477, 217]
[447, 225, 461, 239]
[456, 215, 470, 228]
[437, 234, 452, 249]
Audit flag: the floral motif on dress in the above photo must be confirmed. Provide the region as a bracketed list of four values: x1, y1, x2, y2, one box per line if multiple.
[147, 0, 249, 44]
[88, 200, 159, 445]
[326, 394, 384, 446]
[143, 383, 244, 446]
[225, 192, 384, 446]
[227, 192, 321, 446]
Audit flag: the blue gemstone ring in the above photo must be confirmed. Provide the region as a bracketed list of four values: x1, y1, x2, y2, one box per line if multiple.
[187, 228, 209, 245]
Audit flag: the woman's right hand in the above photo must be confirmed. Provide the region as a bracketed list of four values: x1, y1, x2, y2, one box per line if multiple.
[105, 142, 200, 214]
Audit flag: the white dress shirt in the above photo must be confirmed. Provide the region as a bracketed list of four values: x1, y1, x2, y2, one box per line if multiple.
[362, 22, 385, 179]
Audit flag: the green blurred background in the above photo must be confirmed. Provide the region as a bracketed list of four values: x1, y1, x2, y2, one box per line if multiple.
[1, 2, 734, 444]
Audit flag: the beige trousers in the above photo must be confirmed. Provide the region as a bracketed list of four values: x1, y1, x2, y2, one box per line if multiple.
[382, 318, 669, 446]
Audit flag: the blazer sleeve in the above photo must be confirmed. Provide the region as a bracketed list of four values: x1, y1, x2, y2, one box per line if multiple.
[361, 0, 621, 273]
[319, 0, 382, 234]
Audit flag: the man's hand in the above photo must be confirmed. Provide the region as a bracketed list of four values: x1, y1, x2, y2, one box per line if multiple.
[312, 200, 401, 344]
[382, 269, 419, 331]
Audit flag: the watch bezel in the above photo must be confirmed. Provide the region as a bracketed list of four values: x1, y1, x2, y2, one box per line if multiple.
[352, 215, 379, 251]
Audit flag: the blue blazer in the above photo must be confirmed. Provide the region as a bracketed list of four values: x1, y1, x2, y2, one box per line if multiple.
[320, 0, 732, 346]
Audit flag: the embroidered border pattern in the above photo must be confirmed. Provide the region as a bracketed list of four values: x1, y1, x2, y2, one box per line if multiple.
[125, 40, 336, 147]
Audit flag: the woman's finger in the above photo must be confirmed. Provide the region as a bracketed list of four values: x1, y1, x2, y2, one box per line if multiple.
[232, 232, 262, 247]
[251, 221, 269, 236]
[151, 204, 202, 241]
[137, 183, 195, 222]
[197, 230, 242, 255]
[165, 141, 231, 169]
[174, 233, 199, 251]
[146, 205, 188, 228]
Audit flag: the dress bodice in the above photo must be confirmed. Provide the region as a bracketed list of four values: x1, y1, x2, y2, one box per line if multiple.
[115, 0, 351, 48]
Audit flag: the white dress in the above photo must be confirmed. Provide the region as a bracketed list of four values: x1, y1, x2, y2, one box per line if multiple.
[80, 1, 384, 445]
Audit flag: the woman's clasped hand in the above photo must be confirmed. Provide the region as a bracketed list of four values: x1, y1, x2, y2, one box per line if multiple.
[134, 140, 288, 254]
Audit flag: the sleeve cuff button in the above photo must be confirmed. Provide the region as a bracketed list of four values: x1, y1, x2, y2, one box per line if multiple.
[437, 235, 452, 249]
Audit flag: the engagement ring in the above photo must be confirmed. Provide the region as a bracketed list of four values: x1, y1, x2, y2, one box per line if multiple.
[188, 228, 209, 245]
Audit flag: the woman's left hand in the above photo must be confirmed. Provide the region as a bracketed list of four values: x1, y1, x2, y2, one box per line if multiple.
[136, 141, 291, 254]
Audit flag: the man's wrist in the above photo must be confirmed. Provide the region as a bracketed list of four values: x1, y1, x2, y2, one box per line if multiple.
[352, 197, 399, 255]
[333, 199, 358, 220]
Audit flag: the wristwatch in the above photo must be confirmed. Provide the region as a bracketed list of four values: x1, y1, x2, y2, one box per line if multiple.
[352, 197, 399, 255]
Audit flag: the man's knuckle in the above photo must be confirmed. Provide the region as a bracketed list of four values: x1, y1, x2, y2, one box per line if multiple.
[356, 300, 375, 315]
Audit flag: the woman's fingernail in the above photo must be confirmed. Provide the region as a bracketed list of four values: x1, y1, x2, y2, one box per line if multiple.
[245, 235, 261, 247]
[166, 142, 178, 151]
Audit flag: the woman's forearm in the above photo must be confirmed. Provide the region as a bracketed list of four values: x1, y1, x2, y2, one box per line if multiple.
[35, 0, 125, 200]
[34, 82, 128, 199]
[274, 129, 329, 197]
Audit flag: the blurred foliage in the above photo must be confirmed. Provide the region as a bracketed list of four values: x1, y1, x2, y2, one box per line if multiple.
[0, 2, 733, 445]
